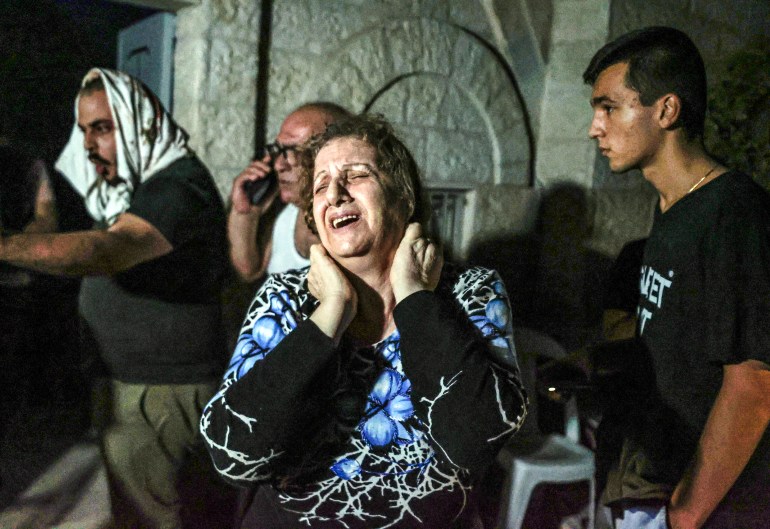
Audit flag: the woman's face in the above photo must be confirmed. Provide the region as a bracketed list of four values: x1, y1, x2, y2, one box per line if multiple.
[312, 137, 407, 262]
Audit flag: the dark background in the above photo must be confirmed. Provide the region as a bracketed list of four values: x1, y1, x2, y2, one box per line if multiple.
[0, 0, 158, 163]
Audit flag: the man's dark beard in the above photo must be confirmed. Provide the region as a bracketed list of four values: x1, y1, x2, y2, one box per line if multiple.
[87, 153, 123, 187]
[88, 153, 110, 170]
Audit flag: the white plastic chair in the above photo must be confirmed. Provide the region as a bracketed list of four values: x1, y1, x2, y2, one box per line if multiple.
[496, 327, 595, 529]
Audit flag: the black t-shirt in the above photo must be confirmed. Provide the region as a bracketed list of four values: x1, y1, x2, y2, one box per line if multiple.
[606, 171, 770, 525]
[79, 155, 228, 384]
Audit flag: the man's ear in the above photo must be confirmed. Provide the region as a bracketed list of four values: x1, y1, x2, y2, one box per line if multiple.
[657, 94, 682, 129]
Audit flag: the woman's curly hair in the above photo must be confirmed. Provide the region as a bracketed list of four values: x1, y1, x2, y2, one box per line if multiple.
[297, 113, 429, 235]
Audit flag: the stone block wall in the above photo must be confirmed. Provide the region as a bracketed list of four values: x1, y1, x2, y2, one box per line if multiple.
[587, 183, 657, 257]
[167, 0, 766, 352]
[535, 0, 610, 189]
[174, 0, 261, 198]
[465, 182, 656, 348]
[610, 0, 768, 55]
[465, 182, 657, 259]
[175, 0, 533, 206]
[172, 0, 765, 260]
[271, 3, 532, 191]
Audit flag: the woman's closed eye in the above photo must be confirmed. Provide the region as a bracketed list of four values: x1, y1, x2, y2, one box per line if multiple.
[345, 169, 372, 182]
[313, 174, 330, 195]
[313, 169, 373, 194]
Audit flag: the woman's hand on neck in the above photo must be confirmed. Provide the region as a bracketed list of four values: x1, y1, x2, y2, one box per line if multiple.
[308, 244, 398, 346]
[307, 244, 358, 346]
[390, 223, 443, 303]
[310, 222, 444, 346]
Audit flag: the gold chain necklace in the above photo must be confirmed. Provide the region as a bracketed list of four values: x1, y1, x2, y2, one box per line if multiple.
[687, 164, 718, 195]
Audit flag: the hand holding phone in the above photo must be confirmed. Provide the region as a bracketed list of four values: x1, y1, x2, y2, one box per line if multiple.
[231, 153, 278, 213]
[243, 170, 278, 205]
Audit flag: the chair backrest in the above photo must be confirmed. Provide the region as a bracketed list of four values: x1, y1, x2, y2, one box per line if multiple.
[513, 327, 567, 361]
[513, 327, 580, 441]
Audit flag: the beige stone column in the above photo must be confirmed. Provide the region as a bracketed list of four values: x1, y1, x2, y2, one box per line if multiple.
[173, 0, 261, 198]
[535, 0, 609, 187]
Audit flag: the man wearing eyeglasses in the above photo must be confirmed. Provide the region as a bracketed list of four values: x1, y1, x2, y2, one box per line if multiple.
[228, 102, 350, 282]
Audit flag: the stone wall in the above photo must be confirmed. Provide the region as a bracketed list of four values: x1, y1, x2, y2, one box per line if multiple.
[485, 0, 552, 138]
[172, 0, 543, 259]
[175, 0, 533, 242]
[535, 0, 610, 189]
[174, 0, 261, 198]
[610, 0, 769, 51]
[169, 0, 766, 349]
[172, 0, 766, 259]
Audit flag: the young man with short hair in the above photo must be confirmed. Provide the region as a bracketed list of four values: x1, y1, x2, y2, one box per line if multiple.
[585, 27, 770, 529]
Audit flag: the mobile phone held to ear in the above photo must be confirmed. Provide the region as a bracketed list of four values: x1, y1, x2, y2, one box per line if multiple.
[243, 170, 278, 205]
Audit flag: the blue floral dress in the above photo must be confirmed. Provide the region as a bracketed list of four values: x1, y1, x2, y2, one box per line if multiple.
[200, 265, 527, 528]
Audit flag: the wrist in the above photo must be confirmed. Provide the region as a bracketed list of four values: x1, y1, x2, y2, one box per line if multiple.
[232, 201, 263, 216]
[311, 295, 357, 345]
[320, 292, 356, 312]
[666, 501, 698, 529]
[393, 282, 429, 304]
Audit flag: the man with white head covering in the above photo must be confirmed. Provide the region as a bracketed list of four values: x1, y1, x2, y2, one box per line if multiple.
[0, 68, 230, 528]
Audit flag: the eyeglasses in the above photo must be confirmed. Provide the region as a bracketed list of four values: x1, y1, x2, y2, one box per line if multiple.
[265, 142, 298, 162]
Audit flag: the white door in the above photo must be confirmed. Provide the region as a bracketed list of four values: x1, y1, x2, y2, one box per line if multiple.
[117, 12, 176, 112]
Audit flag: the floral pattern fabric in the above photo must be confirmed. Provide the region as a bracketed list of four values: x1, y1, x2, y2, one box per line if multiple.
[201, 265, 526, 528]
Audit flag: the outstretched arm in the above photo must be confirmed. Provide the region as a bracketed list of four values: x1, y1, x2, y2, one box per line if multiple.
[0, 211, 172, 276]
[668, 359, 770, 529]
[22, 160, 59, 234]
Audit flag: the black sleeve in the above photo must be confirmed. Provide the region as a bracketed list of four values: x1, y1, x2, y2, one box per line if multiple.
[200, 272, 344, 486]
[704, 206, 770, 367]
[393, 272, 527, 475]
[201, 319, 339, 485]
[51, 170, 92, 232]
[127, 157, 223, 247]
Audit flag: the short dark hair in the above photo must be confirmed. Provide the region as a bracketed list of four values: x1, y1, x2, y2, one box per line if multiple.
[298, 113, 429, 235]
[583, 26, 707, 138]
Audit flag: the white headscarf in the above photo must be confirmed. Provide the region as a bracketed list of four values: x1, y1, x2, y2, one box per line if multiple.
[55, 68, 190, 225]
